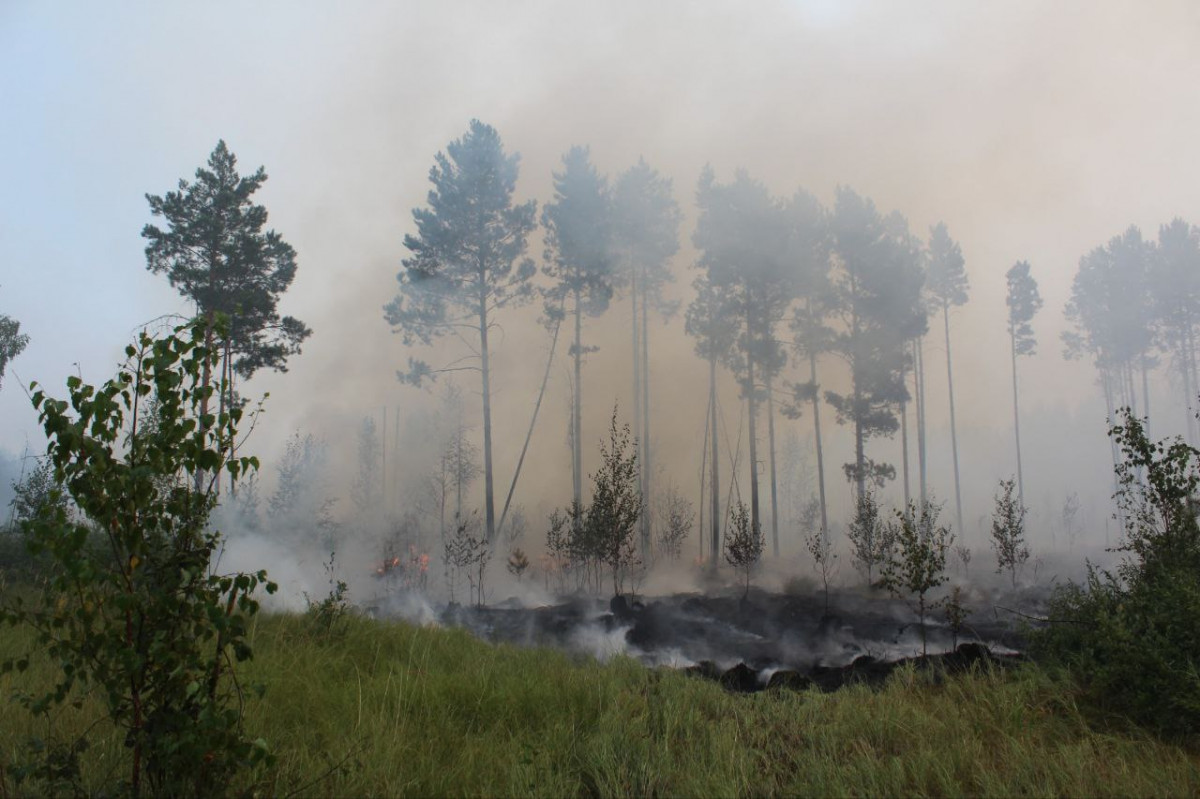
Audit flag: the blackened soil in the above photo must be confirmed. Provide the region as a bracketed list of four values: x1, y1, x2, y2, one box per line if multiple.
[433, 586, 1030, 694]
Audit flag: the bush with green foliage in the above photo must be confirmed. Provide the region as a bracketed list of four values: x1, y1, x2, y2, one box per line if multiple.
[725, 501, 764, 599]
[991, 477, 1030, 588]
[0, 320, 275, 797]
[1033, 408, 1200, 735]
[845, 489, 891, 585]
[881, 500, 953, 656]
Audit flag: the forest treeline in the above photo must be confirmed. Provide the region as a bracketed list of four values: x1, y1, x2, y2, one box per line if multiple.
[381, 118, 1200, 572]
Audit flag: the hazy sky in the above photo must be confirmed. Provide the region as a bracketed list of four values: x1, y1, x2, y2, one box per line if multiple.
[3, 0, 1199, 544]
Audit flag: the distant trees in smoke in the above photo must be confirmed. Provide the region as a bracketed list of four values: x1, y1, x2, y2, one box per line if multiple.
[1063, 219, 1200, 487]
[373, 117, 1200, 590]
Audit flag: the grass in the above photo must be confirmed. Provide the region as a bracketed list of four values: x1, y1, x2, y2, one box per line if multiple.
[3, 610, 1199, 797]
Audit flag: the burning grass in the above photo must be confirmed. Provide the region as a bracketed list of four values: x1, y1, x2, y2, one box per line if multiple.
[3, 611, 1199, 797]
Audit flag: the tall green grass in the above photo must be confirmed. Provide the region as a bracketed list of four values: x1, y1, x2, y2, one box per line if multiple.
[3, 611, 1199, 797]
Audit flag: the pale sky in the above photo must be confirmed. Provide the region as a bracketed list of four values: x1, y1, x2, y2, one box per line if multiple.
[3, 1, 1199, 542]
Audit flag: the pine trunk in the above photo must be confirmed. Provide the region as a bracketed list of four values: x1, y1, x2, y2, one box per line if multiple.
[641, 275, 652, 561]
[1010, 323, 1024, 508]
[480, 291, 496, 542]
[766, 371, 779, 558]
[709, 353, 721, 571]
[808, 349, 829, 543]
[573, 290, 583, 511]
[944, 304, 964, 535]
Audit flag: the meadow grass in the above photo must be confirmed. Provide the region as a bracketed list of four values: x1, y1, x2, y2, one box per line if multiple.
[3, 610, 1199, 797]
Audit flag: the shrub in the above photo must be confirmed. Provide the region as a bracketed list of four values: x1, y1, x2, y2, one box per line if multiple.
[724, 501, 763, 599]
[990, 478, 1029, 588]
[0, 320, 275, 796]
[1032, 408, 1200, 735]
[880, 500, 953, 656]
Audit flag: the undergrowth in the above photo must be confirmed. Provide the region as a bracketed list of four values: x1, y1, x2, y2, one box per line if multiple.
[3, 611, 1198, 797]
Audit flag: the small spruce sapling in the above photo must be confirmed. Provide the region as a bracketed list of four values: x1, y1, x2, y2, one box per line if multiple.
[991, 478, 1030, 588]
[725, 500, 764, 599]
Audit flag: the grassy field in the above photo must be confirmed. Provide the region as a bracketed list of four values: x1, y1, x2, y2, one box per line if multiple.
[2, 611, 1199, 797]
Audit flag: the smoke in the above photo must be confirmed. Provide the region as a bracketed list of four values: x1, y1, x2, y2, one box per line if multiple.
[4, 1, 1200, 591]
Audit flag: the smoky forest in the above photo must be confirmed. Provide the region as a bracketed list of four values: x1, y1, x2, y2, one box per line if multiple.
[3, 3, 1200, 796]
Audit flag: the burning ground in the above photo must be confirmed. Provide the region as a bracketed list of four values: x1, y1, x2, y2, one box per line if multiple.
[364, 581, 1034, 693]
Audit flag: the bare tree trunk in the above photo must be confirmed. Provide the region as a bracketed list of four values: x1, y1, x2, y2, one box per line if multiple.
[915, 337, 928, 504]
[901, 395, 911, 508]
[1180, 333, 1195, 445]
[1101, 368, 1123, 527]
[747, 351, 761, 539]
[631, 266, 643, 558]
[641, 273, 652, 562]
[1141, 354, 1151, 440]
[1010, 324, 1025, 507]
[767, 371, 779, 558]
[499, 317, 562, 537]
[807, 349, 829, 544]
[381, 406, 388, 516]
[572, 289, 583, 512]
[1187, 321, 1199, 444]
[709, 353, 721, 571]
[943, 304, 964, 535]
[479, 294, 496, 542]
[699, 392, 709, 562]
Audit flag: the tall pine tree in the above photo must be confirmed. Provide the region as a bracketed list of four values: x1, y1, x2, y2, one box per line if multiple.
[385, 120, 537, 542]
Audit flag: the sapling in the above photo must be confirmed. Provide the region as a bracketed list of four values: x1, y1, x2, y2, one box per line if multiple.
[507, 548, 530, 581]
[725, 501, 764, 599]
[944, 585, 968, 650]
[991, 478, 1030, 588]
[846, 489, 891, 585]
[881, 499, 953, 656]
[805, 522, 837, 614]
[1, 320, 275, 796]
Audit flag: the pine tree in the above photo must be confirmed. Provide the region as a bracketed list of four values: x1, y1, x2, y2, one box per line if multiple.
[610, 158, 681, 561]
[143, 140, 310, 482]
[693, 169, 793, 554]
[385, 120, 537, 542]
[542, 146, 614, 512]
[926, 222, 969, 535]
[825, 188, 927, 496]
[786, 188, 834, 547]
[1005, 260, 1043, 505]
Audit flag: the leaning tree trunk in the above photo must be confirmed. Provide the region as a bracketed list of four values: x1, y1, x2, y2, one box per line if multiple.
[766, 371, 780, 558]
[479, 288, 496, 543]
[709, 353, 721, 571]
[943, 303, 964, 536]
[498, 316, 562, 537]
